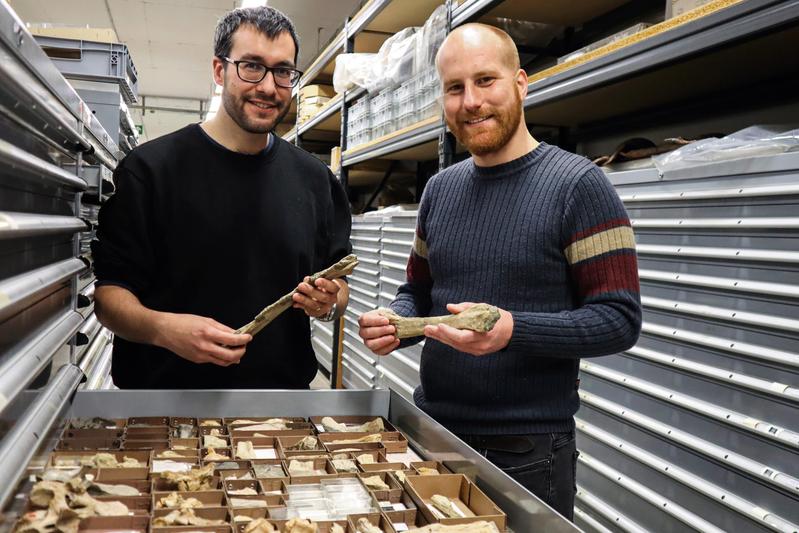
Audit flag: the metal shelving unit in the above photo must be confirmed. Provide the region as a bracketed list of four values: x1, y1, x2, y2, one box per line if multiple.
[0, 1, 119, 508]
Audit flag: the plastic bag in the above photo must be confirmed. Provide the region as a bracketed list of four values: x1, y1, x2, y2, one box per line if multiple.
[653, 126, 799, 173]
[333, 53, 377, 94]
[415, 4, 448, 71]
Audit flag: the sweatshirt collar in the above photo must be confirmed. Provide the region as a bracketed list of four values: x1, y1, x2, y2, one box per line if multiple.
[471, 142, 548, 180]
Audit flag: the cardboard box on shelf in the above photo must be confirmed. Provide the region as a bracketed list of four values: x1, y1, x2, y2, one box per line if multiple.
[300, 84, 336, 100]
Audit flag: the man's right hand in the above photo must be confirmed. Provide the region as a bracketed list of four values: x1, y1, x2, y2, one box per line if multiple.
[358, 310, 399, 356]
[154, 313, 252, 367]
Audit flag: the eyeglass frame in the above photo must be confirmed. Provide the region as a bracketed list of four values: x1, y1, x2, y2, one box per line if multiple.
[221, 56, 303, 88]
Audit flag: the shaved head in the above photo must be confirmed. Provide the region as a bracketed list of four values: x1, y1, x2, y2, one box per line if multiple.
[436, 23, 520, 74]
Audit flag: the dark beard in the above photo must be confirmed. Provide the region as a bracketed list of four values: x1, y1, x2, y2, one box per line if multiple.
[222, 90, 290, 134]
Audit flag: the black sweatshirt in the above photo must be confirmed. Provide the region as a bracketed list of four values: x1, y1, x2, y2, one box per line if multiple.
[92, 124, 351, 389]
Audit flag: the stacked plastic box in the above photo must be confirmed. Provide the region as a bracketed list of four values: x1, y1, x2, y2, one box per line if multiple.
[370, 89, 397, 140]
[395, 76, 418, 130]
[416, 66, 441, 121]
[346, 96, 372, 149]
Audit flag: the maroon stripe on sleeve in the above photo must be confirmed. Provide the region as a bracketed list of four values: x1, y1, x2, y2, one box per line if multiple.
[571, 252, 639, 299]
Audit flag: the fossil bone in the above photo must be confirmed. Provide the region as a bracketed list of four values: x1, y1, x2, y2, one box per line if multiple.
[376, 304, 500, 338]
[204, 447, 230, 460]
[159, 463, 215, 491]
[236, 441, 257, 459]
[252, 464, 285, 478]
[331, 459, 358, 473]
[287, 436, 318, 450]
[152, 508, 225, 527]
[156, 492, 203, 510]
[356, 518, 384, 533]
[430, 495, 460, 518]
[321, 417, 384, 433]
[203, 435, 227, 448]
[361, 475, 390, 491]
[329, 434, 381, 445]
[237, 254, 358, 336]
[243, 518, 278, 533]
[284, 518, 319, 533]
[417, 467, 439, 475]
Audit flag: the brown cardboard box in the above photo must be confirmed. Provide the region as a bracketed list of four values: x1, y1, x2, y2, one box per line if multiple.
[95, 467, 150, 481]
[150, 457, 200, 476]
[202, 447, 234, 462]
[404, 474, 506, 531]
[410, 461, 452, 475]
[283, 458, 337, 483]
[48, 449, 151, 470]
[127, 416, 169, 427]
[383, 503, 418, 533]
[227, 494, 281, 509]
[359, 462, 408, 474]
[92, 477, 151, 493]
[67, 418, 126, 431]
[152, 527, 232, 533]
[276, 435, 322, 458]
[259, 478, 286, 496]
[300, 84, 335, 100]
[62, 428, 125, 440]
[358, 471, 403, 504]
[152, 490, 227, 510]
[126, 427, 170, 439]
[310, 416, 397, 434]
[170, 417, 198, 427]
[229, 507, 268, 525]
[225, 478, 261, 496]
[666, 0, 714, 18]
[124, 439, 170, 450]
[78, 515, 148, 532]
[322, 441, 385, 456]
[57, 437, 122, 450]
[319, 432, 408, 453]
[95, 495, 151, 514]
[232, 437, 278, 460]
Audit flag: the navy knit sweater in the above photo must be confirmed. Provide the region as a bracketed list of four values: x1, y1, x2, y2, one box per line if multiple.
[389, 143, 641, 435]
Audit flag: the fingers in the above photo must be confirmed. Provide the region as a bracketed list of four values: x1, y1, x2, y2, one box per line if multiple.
[359, 311, 389, 328]
[365, 335, 400, 356]
[205, 327, 252, 347]
[361, 325, 396, 340]
[203, 341, 247, 365]
[312, 277, 340, 294]
[446, 302, 477, 314]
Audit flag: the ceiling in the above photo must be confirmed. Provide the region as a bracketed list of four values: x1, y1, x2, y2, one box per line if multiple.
[9, 0, 361, 140]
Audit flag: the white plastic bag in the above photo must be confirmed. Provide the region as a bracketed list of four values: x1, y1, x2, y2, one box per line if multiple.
[653, 126, 799, 173]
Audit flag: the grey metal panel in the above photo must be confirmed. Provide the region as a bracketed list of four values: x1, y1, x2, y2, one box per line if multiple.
[0, 363, 83, 509]
[0, 258, 86, 323]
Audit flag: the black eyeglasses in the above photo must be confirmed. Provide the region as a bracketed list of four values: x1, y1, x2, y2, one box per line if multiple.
[222, 57, 302, 88]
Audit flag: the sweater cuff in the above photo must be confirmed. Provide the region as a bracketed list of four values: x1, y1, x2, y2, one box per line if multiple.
[506, 311, 536, 352]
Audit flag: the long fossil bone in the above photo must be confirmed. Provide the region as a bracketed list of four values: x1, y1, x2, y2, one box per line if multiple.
[376, 303, 500, 339]
[236, 254, 359, 336]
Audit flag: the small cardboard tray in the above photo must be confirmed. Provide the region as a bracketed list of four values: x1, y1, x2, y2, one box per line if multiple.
[410, 461, 452, 475]
[152, 490, 227, 509]
[319, 432, 407, 453]
[283, 458, 337, 483]
[56, 437, 122, 450]
[123, 439, 170, 450]
[78, 516, 148, 532]
[358, 472, 403, 503]
[48, 450, 151, 469]
[404, 474, 506, 530]
[127, 416, 169, 427]
[62, 428, 125, 440]
[224, 478, 261, 496]
[310, 416, 396, 434]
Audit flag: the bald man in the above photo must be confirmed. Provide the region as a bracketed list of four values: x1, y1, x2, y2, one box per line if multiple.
[359, 24, 641, 519]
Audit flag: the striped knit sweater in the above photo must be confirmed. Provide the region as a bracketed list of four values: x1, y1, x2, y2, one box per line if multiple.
[389, 142, 641, 435]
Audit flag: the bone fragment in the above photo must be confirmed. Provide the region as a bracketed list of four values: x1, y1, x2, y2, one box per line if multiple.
[408, 522, 500, 533]
[376, 304, 500, 339]
[430, 495, 460, 518]
[237, 254, 358, 336]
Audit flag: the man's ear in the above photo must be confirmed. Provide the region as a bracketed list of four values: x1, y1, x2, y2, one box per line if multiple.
[212, 57, 225, 87]
[516, 68, 528, 100]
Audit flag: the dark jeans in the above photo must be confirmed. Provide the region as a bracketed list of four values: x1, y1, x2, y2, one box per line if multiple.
[458, 431, 578, 521]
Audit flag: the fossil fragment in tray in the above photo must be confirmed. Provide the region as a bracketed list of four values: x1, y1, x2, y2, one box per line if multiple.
[13, 479, 130, 533]
[410, 522, 501, 532]
[236, 254, 358, 336]
[376, 304, 500, 338]
[320, 416, 384, 433]
[158, 463, 216, 491]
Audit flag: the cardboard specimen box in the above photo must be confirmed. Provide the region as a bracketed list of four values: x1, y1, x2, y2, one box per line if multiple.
[227, 494, 281, 509]
[124, 439, 170, 450]
[233, 437, 278, 460]
[310, 416, 397, 434]
[152, 490, 227, 509]
[250, 460, 287, 480]
[68, 418, 126, 431]
[152, 527, 232, 533]
[128, 416, 170, 427]
[151, 457, 200, 475]
[410, 461, 451, 475]
[94, 467, 150, 481]
[284, 458, 337, 483]
[219, 469, 254, 481]
[170, 438, 200, 449]
[92, 477, 152, 493]
[78, 515, 149, 533]
[358, 462, 408, 474]
[383, 504, 418, 533]
[49, 450, 151, 469]
[170, 417, 198, 427]
[345, 512, 394, 533]
[202, 447, 234, 462]
[126, 427, 171, 440]
[95, 495, 151, 514]
[276, 436, 324, 458]
[229, 507, 268, 524]
[404, 474, 506, 531]
[225, 479, 261, 496]
[323, 442, 386, 456]
[57, 437, 123, 450]
[151, 473, 222, 492]
[62, 428, 125, 440]
[259, 478, 285, 496]
[152, 506, 230, 525]
[318, 432, 408, 454]
[358, 471, 403, 504]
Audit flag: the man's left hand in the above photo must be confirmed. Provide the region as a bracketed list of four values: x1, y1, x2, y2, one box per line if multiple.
[423, 302, 513, 356]
[292, 277, 340, 319]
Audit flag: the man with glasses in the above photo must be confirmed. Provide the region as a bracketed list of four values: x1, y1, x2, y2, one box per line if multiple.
[92, 7, 351, 389]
